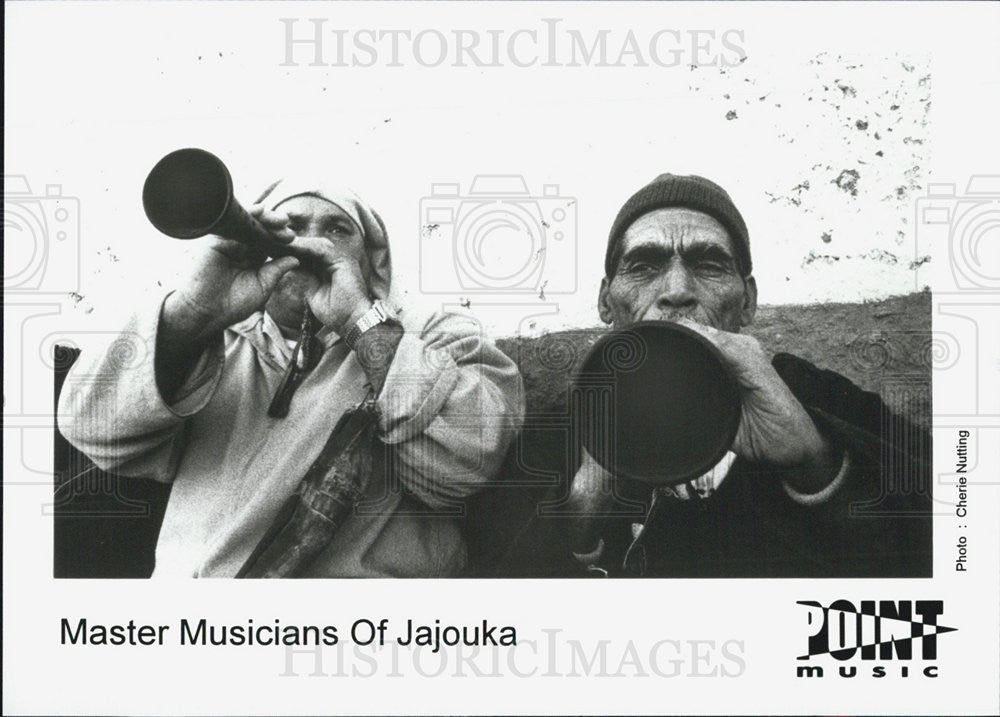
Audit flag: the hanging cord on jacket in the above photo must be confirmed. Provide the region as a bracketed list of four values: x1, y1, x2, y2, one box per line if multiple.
[267, 309, 323, 418]
[239, 308, 402, 578]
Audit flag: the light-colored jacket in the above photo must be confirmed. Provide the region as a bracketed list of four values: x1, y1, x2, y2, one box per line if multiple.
[57, 297, 524, 577]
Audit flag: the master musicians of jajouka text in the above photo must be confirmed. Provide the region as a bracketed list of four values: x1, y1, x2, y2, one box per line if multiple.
[60, 617, 517, 651]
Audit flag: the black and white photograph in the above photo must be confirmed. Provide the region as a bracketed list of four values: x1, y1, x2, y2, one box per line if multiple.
[5, 1, 999, 714]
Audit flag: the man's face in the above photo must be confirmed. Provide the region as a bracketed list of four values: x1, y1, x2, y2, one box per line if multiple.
[598, 208, 756, 332]
[266, 194, 370, 326]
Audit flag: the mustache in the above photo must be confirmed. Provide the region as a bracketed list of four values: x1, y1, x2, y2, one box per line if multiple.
[640, 308, 701, 323]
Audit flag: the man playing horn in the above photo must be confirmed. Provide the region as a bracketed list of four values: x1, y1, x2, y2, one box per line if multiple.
[58, 179, 523, 577]
[505, 174, 930, 578]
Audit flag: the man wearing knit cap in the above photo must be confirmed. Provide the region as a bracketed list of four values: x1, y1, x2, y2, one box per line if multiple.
[521, 173, 930, 578]
[597, 174, 842, 493]
[58, 179, 524, 578]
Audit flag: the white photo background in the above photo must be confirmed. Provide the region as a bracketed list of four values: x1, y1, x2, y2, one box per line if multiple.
[7, 3, 931, 338]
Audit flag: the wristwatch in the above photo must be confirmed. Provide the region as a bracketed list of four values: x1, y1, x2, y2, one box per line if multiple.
[344, 299, 395, 350]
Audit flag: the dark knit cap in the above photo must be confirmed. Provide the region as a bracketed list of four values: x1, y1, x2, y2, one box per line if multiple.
[605, 174, 752, 278]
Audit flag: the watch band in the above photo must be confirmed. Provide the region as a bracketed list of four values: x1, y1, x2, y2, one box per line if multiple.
[344, 300, 391, 350]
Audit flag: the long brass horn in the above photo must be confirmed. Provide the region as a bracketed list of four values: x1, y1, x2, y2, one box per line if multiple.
[142, 148, 292, 257]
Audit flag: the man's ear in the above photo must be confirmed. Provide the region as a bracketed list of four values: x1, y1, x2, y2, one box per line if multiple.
[598, 276, 614, 325]
[740, 275, 758, 327]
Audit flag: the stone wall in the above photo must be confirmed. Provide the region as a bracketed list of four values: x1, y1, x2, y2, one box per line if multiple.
[496, 291, 931, 428]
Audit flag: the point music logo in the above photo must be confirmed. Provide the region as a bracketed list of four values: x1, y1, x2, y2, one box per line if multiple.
[796, 600, 957, 679]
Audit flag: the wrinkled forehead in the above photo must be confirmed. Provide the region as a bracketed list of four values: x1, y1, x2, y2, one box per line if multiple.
[620, 207, 735, 254]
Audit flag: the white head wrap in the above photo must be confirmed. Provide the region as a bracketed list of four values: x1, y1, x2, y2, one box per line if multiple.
[255, 179, 392, 300]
